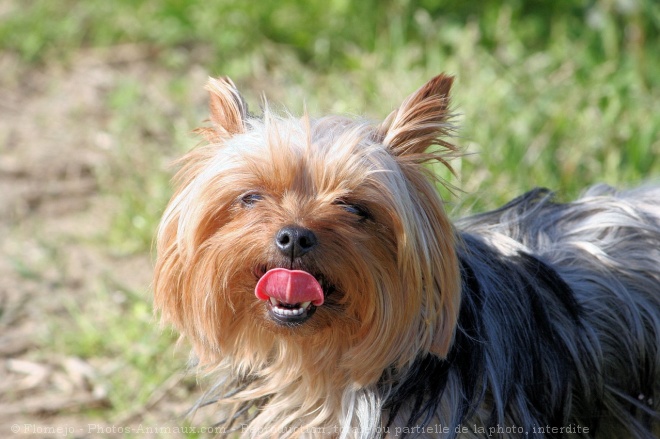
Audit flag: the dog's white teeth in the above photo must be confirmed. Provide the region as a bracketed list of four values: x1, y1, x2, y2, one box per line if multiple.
[270, 302, 306, 316]
[272, 306, 305, 317]
[300, 301, 311, 310]
[269, 297, 278, 306]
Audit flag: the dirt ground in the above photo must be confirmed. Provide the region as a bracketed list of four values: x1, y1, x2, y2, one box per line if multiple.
[0, 48, 216, 437]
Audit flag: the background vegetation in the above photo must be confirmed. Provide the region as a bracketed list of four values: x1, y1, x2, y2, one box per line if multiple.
[1, 0, 658, 436]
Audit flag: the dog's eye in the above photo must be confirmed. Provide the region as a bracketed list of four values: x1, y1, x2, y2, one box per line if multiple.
[334, 199, 370, 220]
[240, 192, 263, 207]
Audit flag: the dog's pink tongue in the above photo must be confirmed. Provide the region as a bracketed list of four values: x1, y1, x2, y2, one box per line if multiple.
[255, 268, 324, 306]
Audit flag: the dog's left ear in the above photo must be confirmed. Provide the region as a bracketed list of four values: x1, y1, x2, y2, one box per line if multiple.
[376, 75, 460, 360]
[196, 76, 248, 142]
[377, 74, 454, 157]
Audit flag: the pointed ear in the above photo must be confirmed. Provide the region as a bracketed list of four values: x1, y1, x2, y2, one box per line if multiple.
[377, 74, 454, 157]
[196, 76, 248, 142]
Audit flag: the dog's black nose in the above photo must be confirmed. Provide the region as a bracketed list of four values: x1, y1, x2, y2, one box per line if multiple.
[276, 226, 318, 259]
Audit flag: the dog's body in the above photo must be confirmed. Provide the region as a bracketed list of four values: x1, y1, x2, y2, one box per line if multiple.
[154, 75, 659, 438]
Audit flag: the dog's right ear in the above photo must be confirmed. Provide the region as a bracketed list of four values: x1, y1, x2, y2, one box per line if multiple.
[197, 77, 248, 141]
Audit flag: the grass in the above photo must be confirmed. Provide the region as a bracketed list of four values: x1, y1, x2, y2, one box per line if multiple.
[100, 77, 200, 254]
[3, 0, 659, 428]
[52, 280, 180, 409]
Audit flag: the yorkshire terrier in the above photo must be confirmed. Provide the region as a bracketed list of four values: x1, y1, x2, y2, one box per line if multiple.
[154, 74, 660, 438]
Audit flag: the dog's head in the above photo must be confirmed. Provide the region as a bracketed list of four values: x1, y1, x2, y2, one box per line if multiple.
[154, 75, 460, 384]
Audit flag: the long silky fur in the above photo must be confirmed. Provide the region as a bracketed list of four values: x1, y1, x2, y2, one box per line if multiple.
[385, 186, 660, 438]
[154, 75, 660, 438]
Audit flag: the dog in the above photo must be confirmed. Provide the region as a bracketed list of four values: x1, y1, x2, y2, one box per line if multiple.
[153, 74, 660, 438]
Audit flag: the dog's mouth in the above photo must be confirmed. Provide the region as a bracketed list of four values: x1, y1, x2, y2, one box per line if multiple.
[264, 297, 317, 324]
[254, 266, 332, 325]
